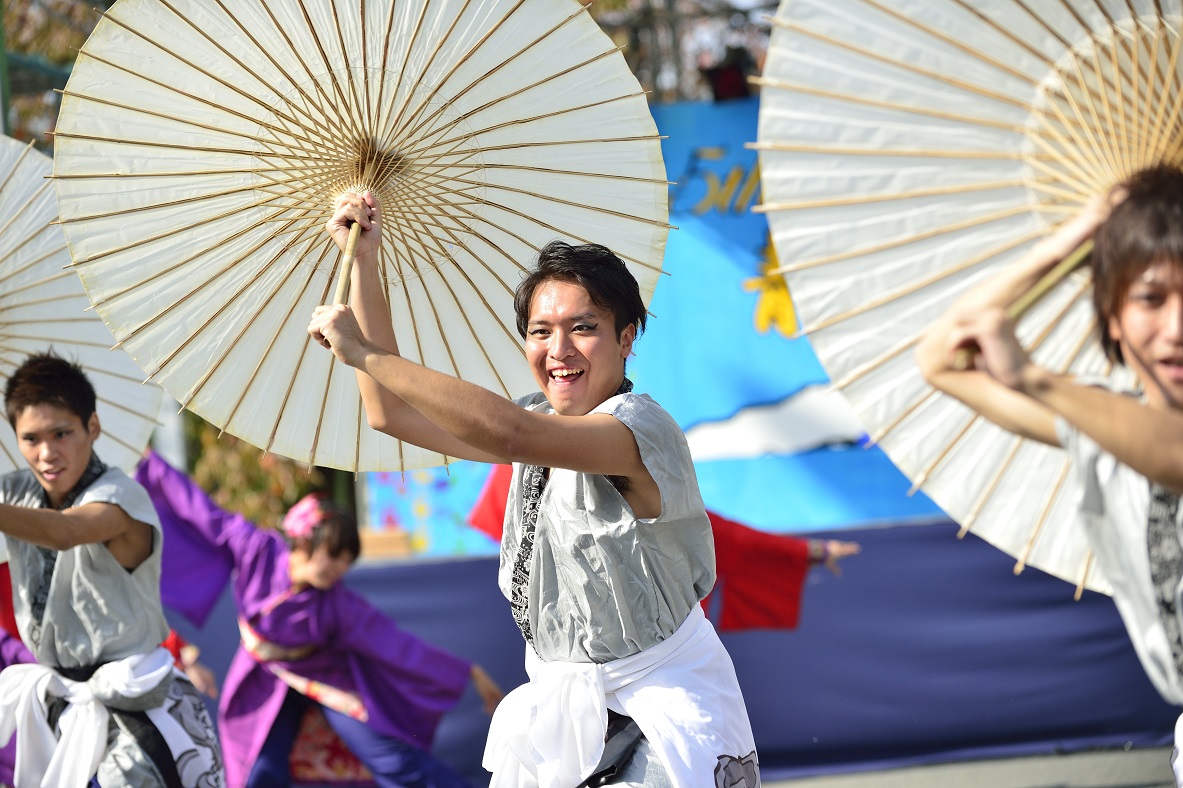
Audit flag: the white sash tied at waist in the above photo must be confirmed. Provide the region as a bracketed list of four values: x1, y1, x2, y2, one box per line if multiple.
[484, 605, 758, 788]
[0, 647, 174, 788]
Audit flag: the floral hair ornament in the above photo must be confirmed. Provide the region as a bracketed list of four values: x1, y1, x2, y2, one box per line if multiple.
[282, 493, 330, 541]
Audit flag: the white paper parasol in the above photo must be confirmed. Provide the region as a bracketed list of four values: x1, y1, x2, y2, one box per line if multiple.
[0, 135, 161, 474]
[51, 0, 669, 472]
[754, 0, 1183, 596]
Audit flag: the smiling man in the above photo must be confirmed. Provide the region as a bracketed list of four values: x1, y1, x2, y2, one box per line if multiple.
[0, 352, 224, 787]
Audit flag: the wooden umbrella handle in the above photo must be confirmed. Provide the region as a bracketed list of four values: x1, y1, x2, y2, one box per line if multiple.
[953, 239, 1094, 370]
[332, 221, 363, 305]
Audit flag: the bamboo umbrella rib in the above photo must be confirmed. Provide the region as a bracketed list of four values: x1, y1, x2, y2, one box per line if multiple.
[403, 89, 651, 163]
[1025, 179, 1095, 203]
[771, 20, 1030, 110]
[359, 0, 372, 132]
[92, 392, 161, 421]
[752, 74, 1026, 133]
[856, 0, 1040, 85]
[48, 129, 323, 177]
[1036, 85, 1127, 169]
[250, 0, 354, 137]
[220, 231, 328, 435]
[1134, 21, 1157, 167]
[799, 228, 1042, 337]
[751, 141, 1031, 159]
[1, 277, 92, 308]
[66, 185, 316, 273]
[103, 208, 319, 351]
[422, 134, 669, 159]
[380, 0, 478, 147]
[97, 8, 347, 153]
[178, 229, 321, 409]
[409, 190, 532, 353]
[135, 214, 314, 378]
[52, 166, 321, 228]
[51, 165, 298, 180]
[391, 248, 478, 385]
[957, 435, 1024, 534]
[1074, 551, 1095, 600]
[869, 388, 938, 446]
[381, 211, 433, 377]
[444, 184, 664, 273]
[73, 363, 157, 387]
[908, 412, 978, 494]
[255, 246, 336, 444]
[1148, 50, 1183, 163]
[373, 0, 399, 135]
[0, 233, 65, 286]
[402, 217, 513, 396]
[0, 141, 36, 195]
[769, 201, 1044, 275]
[472, 162, 671, 186]
[1091, 34, 1128, 176]
[1014, 457, 1072, 573]
[448, 172, 672, 231]
[757, 177, 1035, 214]
[388, 0, 554, 145]
[55, 57, 348, 164]
[269, 272, 337, 460]
[1019, 0, 1083, 49]
[0, 183, 56, 263]
[377, 194, 524, 296]
[1024, 149, 1108, 197]
[320, 1, 368, 139]
[96, 428, 143, 456]
[1063, 51, 1125, 177]
[1144, 20, 1183, 164]
[1110, 21, 1133, 174]
[405, 44, 628, 152]
[1035, 84, 1122, 186]
[0, 438, 17, 474]
[381, 0, 448, 141]
[831, 331, 923, 394]
[947, 0, 1054, 66]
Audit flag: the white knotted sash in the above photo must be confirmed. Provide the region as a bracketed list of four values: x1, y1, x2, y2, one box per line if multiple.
[0, 647, 174, 788]
[484, 605, 757, 788]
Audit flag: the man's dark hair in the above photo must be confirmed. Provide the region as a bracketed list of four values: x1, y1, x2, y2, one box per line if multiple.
[4, 352, 97, 427]
[513, 241, 647, 340]
[1093, 165, 1183, 363]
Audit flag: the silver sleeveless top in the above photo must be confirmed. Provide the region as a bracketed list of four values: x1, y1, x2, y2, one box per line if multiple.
[498, 391, 716, 663]
[1, 467, 169, 669]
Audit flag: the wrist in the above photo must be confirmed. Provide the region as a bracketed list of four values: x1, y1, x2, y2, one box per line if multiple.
[1015, 363, 1055, 398]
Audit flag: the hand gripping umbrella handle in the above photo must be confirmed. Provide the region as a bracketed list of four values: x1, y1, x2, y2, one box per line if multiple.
[332, 222, 363, 305]
[953, 239, 1094, 370]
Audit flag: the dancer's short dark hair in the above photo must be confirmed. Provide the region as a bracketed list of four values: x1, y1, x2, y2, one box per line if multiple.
[4, 352, 97, 427]
[513, 241, 647, 340]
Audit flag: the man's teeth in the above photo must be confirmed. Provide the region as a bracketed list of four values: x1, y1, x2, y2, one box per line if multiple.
[552, 369, 582, 378]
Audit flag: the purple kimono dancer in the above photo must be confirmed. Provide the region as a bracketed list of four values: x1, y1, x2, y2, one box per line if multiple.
[135, 452, 473, 788]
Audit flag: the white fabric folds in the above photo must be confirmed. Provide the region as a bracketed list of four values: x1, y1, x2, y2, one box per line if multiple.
[484, 606, 757, 787]
[0, 647, 174, 787]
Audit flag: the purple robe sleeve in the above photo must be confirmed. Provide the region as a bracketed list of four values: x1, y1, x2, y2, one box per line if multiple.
[135, 451, 263, 627]
[333, 586, 473, 748]
[0, 628, 33, 668]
